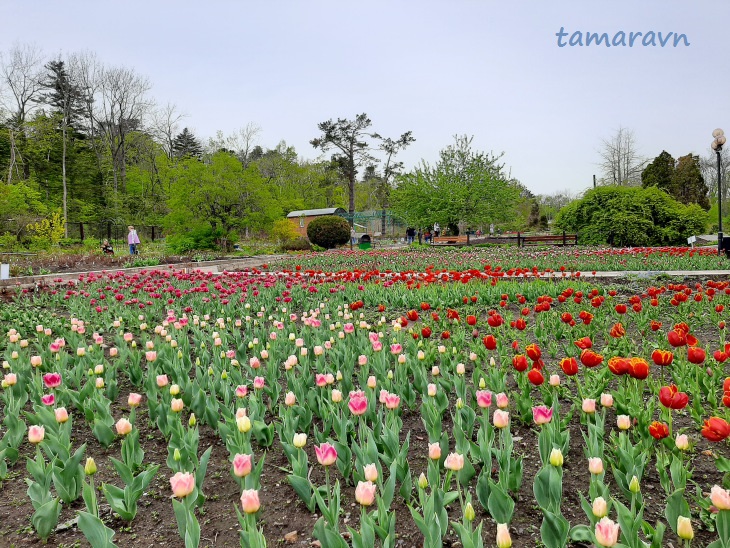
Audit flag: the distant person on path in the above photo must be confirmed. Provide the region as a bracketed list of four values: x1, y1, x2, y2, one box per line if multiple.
[489, 223, 495, 236]
[406, 227, 416, 244]
[351, 227, 357, 245]
[417, 228, 422, 245]
[433, 223, 440, 238]
[101, 239, 114, 255]
[424, 229, 432, 244]
[128, 226, 140, 255]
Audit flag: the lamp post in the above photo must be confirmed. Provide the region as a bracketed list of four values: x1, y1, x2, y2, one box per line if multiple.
[712, 129, 727, 254]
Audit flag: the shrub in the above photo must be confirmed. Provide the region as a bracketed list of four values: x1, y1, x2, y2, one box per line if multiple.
[306, 216, 350, 249]
[282, 237, 312, 252]
[271, 219, 300, 245]
[166, 226, 225, 254]
[0, 232, 23, 252]
[554, 186, 708, 247]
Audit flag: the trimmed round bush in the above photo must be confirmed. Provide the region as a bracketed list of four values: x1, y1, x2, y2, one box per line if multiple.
[307, 215, 350, 249]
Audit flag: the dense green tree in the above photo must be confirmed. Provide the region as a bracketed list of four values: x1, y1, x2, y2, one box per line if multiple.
[391, 135, 521, 231]
[641, 150, 675, 192]
[163, 152, 282, 237]
[171, 127, 202, 159]
[672, 154, 710, 209]
[554, 186, 707, 246]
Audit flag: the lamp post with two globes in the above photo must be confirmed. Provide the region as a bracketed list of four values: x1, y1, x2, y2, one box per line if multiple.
[712, 128, 727, 254]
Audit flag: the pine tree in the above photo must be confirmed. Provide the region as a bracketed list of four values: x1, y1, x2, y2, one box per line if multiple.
[641, 150, 675, 192]
[36, 59, 87, 236]
[171, 128, 202, 159]
[672, 154, 710, 209]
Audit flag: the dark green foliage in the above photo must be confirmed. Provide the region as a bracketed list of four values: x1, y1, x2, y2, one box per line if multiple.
[172, 128, 203, 159]
[641, 151, 675, 192]
[306, 216, 350, 249]
[166, 226, 225, 253]
[281, 237, 312, 251]
[641, 151, 710, 210]
[554, 186, 708, 247]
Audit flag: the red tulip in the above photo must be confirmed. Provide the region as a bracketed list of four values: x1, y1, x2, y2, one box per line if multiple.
[527, 368, 544, 385]
[628, 357, 649, 380]
[406, 310, 419, 321]
[512, 354, 528, 372]
[573, 337, 592, 350]
[687, 347, 706, 364]
[580, 349, 604, 368]
[420, 302, 430, 311]
[482, 335, 497, 350]
[560, 356, 579, 376]
[607, 356, 629, 376]
[658, 385, 689, 409]
[466, 315, 477, 326]
[651, 349, 674, 366]
[650, 320, 662, 331]
[560, 312, 573, 324]
[668, 329, 687, 347]
[615, 304, 627, 314]
[649, 421, 669, 440]
[702, 417, 730, 442]
[609, 322, 626, 338]
[421, 326, 432, 338]
[526, 344, 541, 361]
[514, 318, 526, 330]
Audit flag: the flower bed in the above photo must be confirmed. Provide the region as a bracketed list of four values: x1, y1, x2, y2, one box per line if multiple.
[1, 264, 730, 547]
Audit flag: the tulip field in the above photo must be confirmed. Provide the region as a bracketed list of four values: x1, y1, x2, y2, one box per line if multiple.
[3, 247, 730, 547]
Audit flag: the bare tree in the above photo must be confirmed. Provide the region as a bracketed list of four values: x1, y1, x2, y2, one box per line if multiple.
[701, 146, 730, 204]
[206, 123, 261, 166]
[598, 126, 646, 186]
[149, 102, 186, 160]
[0, 43, 45, 183]
[96, 65, 152, 194]
[70, 51, 105, 171]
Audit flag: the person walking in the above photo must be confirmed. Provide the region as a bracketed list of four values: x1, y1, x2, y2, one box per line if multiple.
[433, 223, 440, 238]
[128, 226, 140, 255]
[406, 227, 416, 244]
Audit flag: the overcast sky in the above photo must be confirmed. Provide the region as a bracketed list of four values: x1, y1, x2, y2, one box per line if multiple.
[2, 0, 727, 197]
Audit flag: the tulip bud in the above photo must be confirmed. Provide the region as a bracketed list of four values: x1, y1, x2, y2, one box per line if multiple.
[549, 448, 564, 467]
[677, 516, 694, 540]
[174, 448, 182, 461]
[675, 434, 689, 451]
[479, 378, 486, 389]
[85, 457, 97, 476]
[170, 384, 180, 396]
[592, 496, 607, 518]
[464, 502, 475, 521]
[237, 415, 252, 433]
[418, 472, 428, 489]
[629, 475, 640, 493]
[456, 397, 464, 409]
[189, 414, 196, 427]
[496, 523, 512, 548]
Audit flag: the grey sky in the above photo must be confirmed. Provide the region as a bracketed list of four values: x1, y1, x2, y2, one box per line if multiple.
[2, 0, 727, 197]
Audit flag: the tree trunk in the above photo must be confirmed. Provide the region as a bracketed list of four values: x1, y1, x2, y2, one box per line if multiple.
[62, 120, 68, 238]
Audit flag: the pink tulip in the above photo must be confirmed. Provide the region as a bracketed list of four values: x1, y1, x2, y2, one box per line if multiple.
[232, 454, 253, 477]
[43, 372, 62, 389]
[249, 357, 261, 369]
[240, 489, 260, 514]
[171, 398, 184, 412]
[390, 343, 403, 354]
[157, 375, 169, 387]
[444, 452, 465, 471]
[55, 407, 69, 423]
[28, 425, 45, 444]
[170, 471, 195, 498]
[348, 393, 368, 415]
[49, 341, 61, 353]
[358, 355, 368, 366]
[343, 323, 355, 333]
[427, 383, 437, 397]
[428, 443, 441, 460]
[30, 355, 42, 367]
[128, 393, 142, 407]
[476, 390, 492, 408]
[496, 524, 512, 548]
[363, 463, 378, 482]
[617, 415, 631, 430]
[145, 351, 157, 362]
[600, 393, 614, 407]
[355, 480, 377, 506]
[123, 332, 133, 342]
[372, 341, 383, 352]
[284, 391, 296, 406]
[532, 405, 553, 425]
[116, 418, 133, 436]
[41, 394, 55, 406]
[549, 374, 560, 386]
[4, 373, 17, 386]
[236, 385, 248, 398]
[493, 410, 510, 429]
[253, 376, 265, 390]
[711, 485, 730, 510]
[582, 399, 596, 414]
[594, 517, 619, 547]
[315, 374, 327, 387]
[588, 457, 604, 475]
[109, 347, 118, 357]
[496, 392, 509, 409]
[383, 392, 400, 410]
[315, 442, 338, 466]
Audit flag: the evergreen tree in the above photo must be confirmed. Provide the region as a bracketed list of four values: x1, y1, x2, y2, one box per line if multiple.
[36, 58, 86, 235]
[171, 127, 202, 159]
[641, 150, 675, 192]
[672, 154, 710, 209]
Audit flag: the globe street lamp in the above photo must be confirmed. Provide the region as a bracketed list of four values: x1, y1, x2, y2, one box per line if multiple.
[712, 129, 727, 254]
